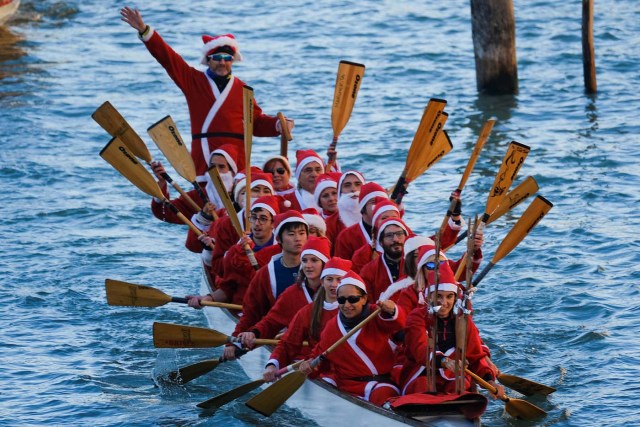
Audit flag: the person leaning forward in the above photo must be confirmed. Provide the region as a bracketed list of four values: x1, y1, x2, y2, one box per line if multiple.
[120, 7, 294, 181]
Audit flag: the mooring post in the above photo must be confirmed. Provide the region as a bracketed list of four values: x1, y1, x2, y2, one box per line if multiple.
[470, 0, 518, 94]
[582, 0, 597, 93]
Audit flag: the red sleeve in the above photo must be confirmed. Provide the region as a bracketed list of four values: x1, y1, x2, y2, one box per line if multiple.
[358, 260, 377, 302]
[351, 245, 375, 274]
[210, 216, 240, 277]
[233, 267, 273, 336]
[464, 318, 494, 380]
[252, 286, 302, 339]
[269, 307, 311, 367]
[396, 287, 419, 315]
[144, 31, 200, 95]
[374, 303, 406, 333]
[404, 307, 429, 363]
[333, 228, 352, 259]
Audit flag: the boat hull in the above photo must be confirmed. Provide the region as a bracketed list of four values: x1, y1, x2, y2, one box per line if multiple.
[200, 267, 480, 427]
[0, 0, 19, 25]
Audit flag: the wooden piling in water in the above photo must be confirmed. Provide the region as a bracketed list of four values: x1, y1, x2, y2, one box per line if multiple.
[470, 0, 518, 94]
[582, 0, 597, 93]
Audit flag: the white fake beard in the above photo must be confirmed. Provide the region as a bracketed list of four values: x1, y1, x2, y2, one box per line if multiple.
[220, 171, 234, 192]
[338, 192, 362, 227]
[238, 196, 259, 210]
[299, 188, 319, 210]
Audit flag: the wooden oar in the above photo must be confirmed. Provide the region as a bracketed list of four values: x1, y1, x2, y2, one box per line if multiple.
[390, 98, 448, 204]
[99, 136, 214, 249]
[472, 195, 553, 286]
[438, 118, 495, 237]
[245, 307, 383, 417]
[166, 358, 224, 384]
[147, 115, 210, 205]
[496, 373, 556, 396]
[92, 101, 201, 212]
[449, 175, 539, 248]
[208, 165, 260, 270]
[243, 85, 254, 232]
[153, 322, 280, 348]
[454, 141, 530, 279]
[465, 369, 546, 420]
[326, 60, 365, 172]
[277, 112, 292, 158]
[104, 279, 241, 310]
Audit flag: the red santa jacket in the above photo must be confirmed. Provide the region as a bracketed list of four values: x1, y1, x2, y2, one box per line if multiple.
[143, 30, 278, 179]
[209, 210, 243, 277]
[398, 306, 493, 395]
[150, 182, 205, 224]
[267, 301, 339, 370]
[359, 256, 406, 304]
[218, 241, 280, 306]
[324, 212, 346, 254]
[333, 220, 372, 260]
[249, 282, 315, 340]
[351, 245, 379, 274]
[232, 254, 297, 336]
[309, 304, 406, 400]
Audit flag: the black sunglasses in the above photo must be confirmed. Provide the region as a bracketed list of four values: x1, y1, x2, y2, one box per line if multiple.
[337, 295, 364, 305]
[267, 167, 287, 175]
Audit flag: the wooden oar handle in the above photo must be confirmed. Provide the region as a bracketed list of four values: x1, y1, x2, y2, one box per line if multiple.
[277, 112, 293, 142]
[166, 201, 215, 250]
[243, 244, 260, 270]
[169, 181, 201, 212]
[200, 301, 243, 310]
[465, 368, 504, 401]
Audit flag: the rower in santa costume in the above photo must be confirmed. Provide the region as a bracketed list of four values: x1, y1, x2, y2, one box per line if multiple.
[263, 257, 352, 380]
[120, 7, 292, 181]
[282, 149, 326, 212]
[313, 173, 341, 218]
[225, 210, 309, 360]
[299, 271, 406, 407]
[398, 246, 502, 397]
[236, 236, 331, 348]
[325, 170, 366, 249]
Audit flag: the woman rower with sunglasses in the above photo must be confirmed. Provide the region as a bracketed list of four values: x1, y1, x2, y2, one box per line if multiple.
[299, 271, 406, 406]
[396, 245, 504, 399]
[262, 257, 352, 382]
[263, 156, 295, 196]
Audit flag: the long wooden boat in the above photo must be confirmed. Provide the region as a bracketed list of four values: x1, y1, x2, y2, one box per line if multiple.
[0, 0, 19, 25]
[199, 265, 482, 427]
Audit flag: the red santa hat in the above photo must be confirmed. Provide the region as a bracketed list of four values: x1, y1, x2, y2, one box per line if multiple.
[301, 208, 327, 235]
[338, 170, 365, 197]
[210, 144, 240, 174]
[300, 236, 331, 263]
[200, 33, 243, 65]
[415, 245, 459, 294]
[263, 155, 292, 176]
[274, 210, 308, 238]
[358, 181, 389, 211]
[371, 198, 401, 229]
[313, 173, 340, 206]
[250, 195, 280, 217]
[337, 270, 367, 294]
[294, 149, 324, 180]
[321, 257, 353, 279]
[233, 169, 273, 201]
[403, 234, 435, 258]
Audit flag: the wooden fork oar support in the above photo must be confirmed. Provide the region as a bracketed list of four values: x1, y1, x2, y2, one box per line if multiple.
[104, 279, 241, 310]
[92, 101, 200, 211]
[326, 60, 365, 172]
[277, 112, 292, 158]
[466, 369, 547, 420]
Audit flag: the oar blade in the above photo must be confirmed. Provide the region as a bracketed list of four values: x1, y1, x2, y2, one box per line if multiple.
[331, 60, 365, 137]
[406, 98, 447, 162]
[197, 379, 265, 410]
[245, 371, 307, 417]
[498, 373, 556, 396]
[105, 279, 172, 307]
[92, 101, 152, 163]
[152, 322, 230, 348]
[406, 128, 453, 181]
[167, 359, 221, 384]
[484, 141, 530, 217]
[100, 136, 165, 200]
[505, 398, 547, 420]
[486, 176, 538, 226]
[147, 116, 197, 183]
[491, 195, 553, 264]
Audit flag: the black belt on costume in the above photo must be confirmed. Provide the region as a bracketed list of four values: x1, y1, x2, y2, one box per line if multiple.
[192, 132, 243, 140]
[347, 374, 392, 383]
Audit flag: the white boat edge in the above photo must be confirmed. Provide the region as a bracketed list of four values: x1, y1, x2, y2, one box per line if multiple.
[199, 266, 480, 427]
[0, 0, 20, 26]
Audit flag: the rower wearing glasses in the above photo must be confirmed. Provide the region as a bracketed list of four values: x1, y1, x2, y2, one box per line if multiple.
[235, 237, 331, 350]
[188, 195, 281, 308]
[120, 7, 294, 181]
[299, 271, 406, 406]
[398, 245, 504, 399]
[263, 156, 294, 196]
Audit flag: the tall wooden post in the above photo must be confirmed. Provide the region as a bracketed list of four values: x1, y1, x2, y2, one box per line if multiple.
[470, 0, 518, 94]
[582, 0, 597, 93]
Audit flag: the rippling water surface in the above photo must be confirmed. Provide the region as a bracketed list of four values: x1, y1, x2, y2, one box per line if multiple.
[1, 1, 639, 426]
